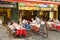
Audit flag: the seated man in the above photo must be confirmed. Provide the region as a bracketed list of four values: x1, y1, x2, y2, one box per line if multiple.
[8, 22, 16, 33]
[24, 22, 31, 32]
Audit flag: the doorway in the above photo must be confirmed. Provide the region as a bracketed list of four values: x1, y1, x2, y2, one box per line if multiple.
[40, 11, 49, 21]
[0, 8, 11, 24]
[58, 5, 60, 21]
[22, 11, 33, 21]
[19, 10, 38, 21]
[0, 11, 7, 24]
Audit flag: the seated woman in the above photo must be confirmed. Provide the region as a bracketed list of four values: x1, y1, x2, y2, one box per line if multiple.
[12, 21, 20, 29]
[22, 19, 27, 27]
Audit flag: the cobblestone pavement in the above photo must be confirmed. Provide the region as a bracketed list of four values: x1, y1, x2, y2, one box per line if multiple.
[0, 25, 60, 40]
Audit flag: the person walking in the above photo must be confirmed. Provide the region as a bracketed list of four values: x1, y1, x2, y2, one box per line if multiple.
[40, 18, 45, 35]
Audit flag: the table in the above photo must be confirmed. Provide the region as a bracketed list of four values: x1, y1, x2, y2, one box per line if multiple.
[57, 26, 60, 30]
[56, 24, 60, 30]
[31, 25, 40, 32]
[16, 28, 27, 37]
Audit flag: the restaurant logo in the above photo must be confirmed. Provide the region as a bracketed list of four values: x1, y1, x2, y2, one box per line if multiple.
[39, 4, 48, 8]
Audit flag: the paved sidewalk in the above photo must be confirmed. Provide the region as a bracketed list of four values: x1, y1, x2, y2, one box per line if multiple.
[0, 28, 10, 40]
[0, 25, 60, 40]
[0, 25, 25, 40]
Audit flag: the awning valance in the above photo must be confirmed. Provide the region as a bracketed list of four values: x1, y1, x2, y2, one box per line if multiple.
[1, 0, 60, 5]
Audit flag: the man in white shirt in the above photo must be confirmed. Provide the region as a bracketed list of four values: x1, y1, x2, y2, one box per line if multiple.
[22, 19, 26, 24]
[31, 18, 36, 24]
[35, 17, 40, 24]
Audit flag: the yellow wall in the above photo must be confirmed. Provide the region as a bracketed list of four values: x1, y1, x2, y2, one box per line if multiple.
[0, 8, 11, 19]
[7, 9, 11, 19]
[40, 4, 58, 20]
[49, 12, 53, 19]
[40, 11, 43, 18]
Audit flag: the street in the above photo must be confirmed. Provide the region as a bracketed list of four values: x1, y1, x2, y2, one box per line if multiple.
[0, 25, 60, 40]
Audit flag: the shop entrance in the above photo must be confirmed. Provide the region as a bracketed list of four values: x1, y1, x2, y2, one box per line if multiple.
[58, 5, 60, 21]
[20, 10, 38, 21]
[53, 11, 57, 19]
[40, 11, 49, 21]
[0, 11, 7, 22]
[0, 8, 11, 24]
[22, 11, 33, 21]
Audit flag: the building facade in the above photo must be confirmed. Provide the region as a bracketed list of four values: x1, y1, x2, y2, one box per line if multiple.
[18, 2, 58, 21]
[0, 0, 59, 22]
[0, 1, 18, 23]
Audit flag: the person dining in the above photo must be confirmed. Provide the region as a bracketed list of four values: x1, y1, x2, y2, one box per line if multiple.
[54, 19, 59, 23]
[12, 21, 20, 29]
[30, 17, 40, 32]
[31, 18, 36, 24]
[22, 19, 26, 24]
[12, 21, 26, 37]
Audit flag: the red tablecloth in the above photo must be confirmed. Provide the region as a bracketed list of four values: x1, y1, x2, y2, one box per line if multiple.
[16, 29, 26, 37]
[57, 25, 60, 30]
[31, 25, 40, 32]
[52, 24, 55, 28]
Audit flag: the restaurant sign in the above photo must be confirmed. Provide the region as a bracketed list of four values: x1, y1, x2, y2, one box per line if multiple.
[19, 6, 39, 10]
[0, 4, 16, 8]
[0, 1, 17, 8]
[18, 2, 39, 10]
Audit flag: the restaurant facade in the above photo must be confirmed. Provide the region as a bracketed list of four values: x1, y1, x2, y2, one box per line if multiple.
[0, 0, 60, 22]
[18, 2, 58, 21]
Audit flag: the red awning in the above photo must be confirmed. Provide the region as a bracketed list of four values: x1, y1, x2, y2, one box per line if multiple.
[4, 0, 60, 5]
